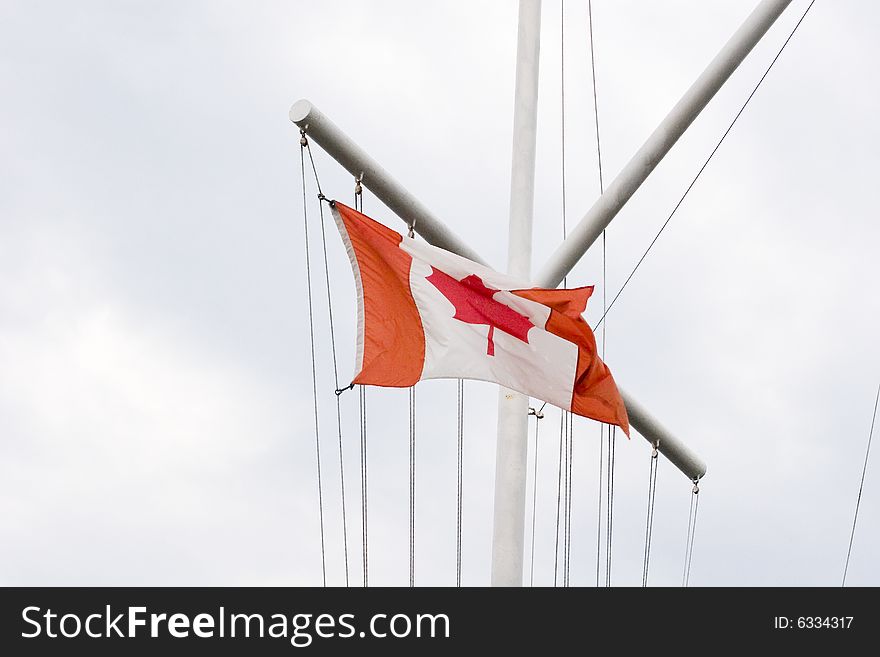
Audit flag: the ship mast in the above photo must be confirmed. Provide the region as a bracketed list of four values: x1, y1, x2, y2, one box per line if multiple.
[290, 0, 796, 586]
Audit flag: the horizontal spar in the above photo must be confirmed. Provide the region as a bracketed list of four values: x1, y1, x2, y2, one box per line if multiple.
[290, 99, 487, 266]
[621, 388, 706, 480]
[534, 0, 793, 289]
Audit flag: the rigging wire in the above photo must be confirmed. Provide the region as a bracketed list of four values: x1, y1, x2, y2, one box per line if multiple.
[456, 379, 465, 587]
[592, 0, 817, 333]
[641, 443, 660, 587]
[355, 178, 369, 588]
[560, 0, 568, 257]
[565, 416, 574, 586]
[682, 479, 701, 587]
[306, 136, 350, 587]
[409, 385, 417, 587]
[842, 382, 880, 586]
[299, 133, 327, 586]
[606, 426, 616, 586]
[587, 0, 614, 588]
[553, 411, 575, 587]
[682, 482, 696, 586]
[527, 402, 546, 586]
[555, 0, 575, 588]
[560, 413, 570, 586]
[359, 385, 369, 587]
[553, 410, 565, 586]
[587, 0, 604, 194]
[596, 425, 604, 586]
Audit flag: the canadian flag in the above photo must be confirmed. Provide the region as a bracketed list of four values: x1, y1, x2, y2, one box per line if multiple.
[330, 202, 629, 436]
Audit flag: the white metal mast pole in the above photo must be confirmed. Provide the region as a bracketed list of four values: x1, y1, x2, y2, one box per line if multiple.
[491, 0, 542, 587]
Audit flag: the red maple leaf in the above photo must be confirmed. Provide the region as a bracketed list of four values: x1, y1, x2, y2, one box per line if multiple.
[426, 267, 533, 356]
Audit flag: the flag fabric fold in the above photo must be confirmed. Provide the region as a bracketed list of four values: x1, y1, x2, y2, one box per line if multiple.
[330, 201, 630, 436]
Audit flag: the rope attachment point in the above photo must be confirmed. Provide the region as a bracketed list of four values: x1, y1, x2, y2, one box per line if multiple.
[528, 401, 548, 420]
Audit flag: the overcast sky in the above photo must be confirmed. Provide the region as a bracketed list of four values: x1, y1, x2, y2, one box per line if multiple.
[2, 0, 878, 587]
